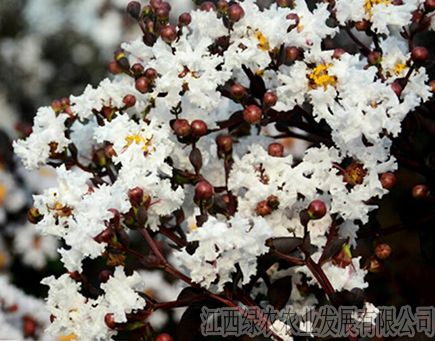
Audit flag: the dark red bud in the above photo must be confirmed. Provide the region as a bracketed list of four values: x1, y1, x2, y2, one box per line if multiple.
[135, 77, 150, 93]
[105, 313, 117, 329]
[375, 243, 392, 260]
[285, 46, 301, 63]
[195, 181, 214, 201]
[179, 12, 192, 26]
[412, 184, 429, 199]
[23, 316, 37, 337]
[256, 200, 272, 217]
[200, 1, 216, 11]
[228, 4, 245, 22]
[268, 143, 284, 157]
[243, 105, 262, 124]
[150, 0, 163, 10]
[190, 120, 208, 137]
[263, 91, 278, 107]
[109, 60, 123, 74]
[307, 199, 327, 219]
[380, 172, 397, 190]
[128, 187, 144, 207]
[145, 67, 158, 81]
[230, 83, 247, 99]
[333, 48, 346, 59]
[429, 80, 435, 92]
[127, 1, 141, 20]
[173, 119, 191, 137]
[217, 0, 229, 12]
[216, 134, 233, 154]
[411, 46, 429, 63]
[156, 333, 174, 341]
[123, 94, 136, 108]
[99, 270, 113, 283]
[391, 81, 402, 97]
[131, 63, 144, 76]
[51, 99, 62, 113]
[160, 25, 177, 43]
[425, 0, 435, 11]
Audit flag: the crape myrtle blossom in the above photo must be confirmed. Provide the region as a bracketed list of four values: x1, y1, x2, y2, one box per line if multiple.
[13, 0, 434, 339]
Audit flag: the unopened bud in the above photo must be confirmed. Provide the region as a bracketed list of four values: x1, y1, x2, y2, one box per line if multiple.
[126, 1, 141, 20]
[412, 184, 429, 199]
[380, 172, 397, 190]
[123, 94, 136, 108]
[191, 120, 208, 137]
[105, 313, 117, 329]
[285, 46, 301, 63]
[411, 46, 429, 63]
[228, 4, 245, 22]
[216, 134, 233, 154]
[375, 243, 392, 260]
[263, 91, 278, 107]
[243, 105, 262, 124]
[199, 1, 216, 11]
[160, 25, 177, 43]
[230, 83, 247, 99]
[172, 119, 191, 137]
[135, 76, 150, 93]
[195, 181, 214, 201]
[179, 12, 192, 26]
[156, 333, 174, 341]
[307, 199, 327, 220]
[355, 20, 370, 31]
[128, 187, 144, 207]
[268, 143, 284, 157]
[256, 200, 272, 217]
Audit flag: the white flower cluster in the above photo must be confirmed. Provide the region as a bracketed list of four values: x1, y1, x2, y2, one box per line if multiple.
[13, 0, 433, 338]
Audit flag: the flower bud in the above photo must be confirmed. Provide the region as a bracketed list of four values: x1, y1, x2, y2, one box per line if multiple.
[179, 12, 192, 26]
[267, 195, 280, 209]
[127, 1, 141, 20]
[286, 13, 300, 25]
[104, 144, 117, 158]
[135, 76, 150, 93]
[217, 0, 229, 12]
[425, 0, 435, 10]
[355, 20, 370, 31]
[145, 67, 158, 81]
[150, 0, 162, 10]
[23, 316, 37, 337]
[195, 181, 214, 201]
[105, 313, 117, 329]
[368, 51, 382, 65]
[156, 334, 174, 341]
[411, 46, 429, 63]
[28, 207, 42, 224]
[123, 94, 136, 108]
[391, 81, 402, 97]
[160, 25, 177, 43]
[108, 60, 123, 74]
[285, 46, 301, 62]
[230, 83, 247, 99]
[375, 243, 392, 260]
[191, 120, 208, 137]
[94, 228, 112, 244]
[51, 99, 62, 113]
[412, 184, 429, 199]
[268, 143, 284, 157]
[368, 257, 382, 273]
[243, 105, 262, 124]
[307, 199, 327, 220]
[228, 4, 245, 22]
[156, 5, 170, 20]
[430, 80, 435, 92]
[131, 63, 144, 76]
[256, 200, 272, 217]
[263, 91, 278, 107]
[114, 49, 130, 70]
[172, 119, 191, 137]
[128, 187, 144, 207]
[380, 172, 397, 190]
[200, 1, 216, 11]
[216, 134, 233, 154]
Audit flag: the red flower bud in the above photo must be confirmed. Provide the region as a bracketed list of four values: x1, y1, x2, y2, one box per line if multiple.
[268, 143, 284, 157]
[411, 46, 429, 63]
[126, 1, 141, 20]
[228, 4, 245, 22]
[105, 313, 117, 329]
[191, 120, 208, 137]
[230, 83, 247, 99]
[173, 119, 191, 137]
[217, 0, 229, 12]
[108, 60, 123, 74]
[160, 25, 177, 43]
[243, 105, 262, 124]
[216, 134, 233, 154]
[195, 181, 214, 201]
[128, 187, 144, 207]
[131, 63, 144, 76]
[425, 0, 435, 11]
[256, 200, 272, 217]
[179, 12, 192, 26]
[375, 243, 392, 260]
[285, 46, 301, 63]
[200, 1, 216, 11]
[380, 172, 397, 190]
[263, 91, 278, 107]
[307, 200, 327, 220]
[123, 94, 136, 108]
[145, 67, 158, 81]
[412, 184, 429, 199]
[23, 316, 37, 337]
[156, 333, 174, 341]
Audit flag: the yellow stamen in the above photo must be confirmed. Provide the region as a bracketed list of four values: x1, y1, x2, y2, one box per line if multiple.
[0, 184, 6, 206]
[364, 0, 392, 15]
[255, 31, 270, 52]
[124, 134, 153, 155]
[393, 62, 406, 75]
[59, 334, 77, 341]
[308, 64, 337, 90]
